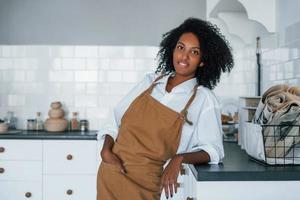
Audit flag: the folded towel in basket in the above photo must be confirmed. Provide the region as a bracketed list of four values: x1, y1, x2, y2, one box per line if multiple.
[253, 84, 300, 158]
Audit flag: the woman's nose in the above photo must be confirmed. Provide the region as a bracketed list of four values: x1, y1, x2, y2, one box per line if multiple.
[181, 50, 189, 60]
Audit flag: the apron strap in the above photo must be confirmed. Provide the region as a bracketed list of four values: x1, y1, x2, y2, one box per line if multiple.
[146, 74, 165, 94]
[180, 85, 199, 125]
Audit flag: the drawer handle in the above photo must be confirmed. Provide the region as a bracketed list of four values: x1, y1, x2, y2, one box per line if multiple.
[0, 168, 4, 173]
[66, 154, 73, 160]
[25, 192, 32, 198]
[0, 147, 5, 153]
[186, 197, 194, 200]
[66, 189, 73, 195]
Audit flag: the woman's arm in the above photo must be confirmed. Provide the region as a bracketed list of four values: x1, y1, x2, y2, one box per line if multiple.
[100, 135, 127, 174]
[160, 151, 210, 198]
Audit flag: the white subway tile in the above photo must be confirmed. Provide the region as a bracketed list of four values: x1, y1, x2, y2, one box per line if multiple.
[86, 58, 99, 70]
[52, 58, 62, 70]
[13, 58, 38, 70]
[99, 46, 124, 58]
[0, 58, 13, 69]
[75, 71, 98, 82]
[98, 95, 123, 107]
[135, 59, 157, 71]
[123, 71, 138, 83]
[98, 84, 110, 95]
[107, 71, 122, 82]
[49, 71, 73, 82]
[0, 82, 8, 94]
[8, 95, 25, 106]
[74, 83, 86, 93]
[86, 83, 98, 94]
[109, 59, 135, 70]
[25, 71, 36, 82]
[74, 95, 97, 107]
[98, 71, 106, 82]
[75, 46, 98, 57]
[86, 107, 109, 119]
[134, 46, 158, 58]
[25, 46, 49, 57]
[98, 59, 110, 70]
[109, 83, 134, 95]
[60, 46, 74, 57]
[14, 71, 25, 81]
[62, 58, 85, 70]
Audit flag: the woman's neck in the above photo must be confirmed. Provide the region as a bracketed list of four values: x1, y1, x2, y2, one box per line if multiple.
[166, 73, 195, 93]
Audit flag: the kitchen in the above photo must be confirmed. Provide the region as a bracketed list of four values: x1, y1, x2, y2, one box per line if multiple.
[1, 0, 300, 200]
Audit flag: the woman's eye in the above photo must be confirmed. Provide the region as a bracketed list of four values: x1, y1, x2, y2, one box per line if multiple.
[191, 50, 200, 55]
[176, 45, 184, 50]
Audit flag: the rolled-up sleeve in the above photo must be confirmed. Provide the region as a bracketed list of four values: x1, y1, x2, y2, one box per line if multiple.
[191, 95, 224, 164]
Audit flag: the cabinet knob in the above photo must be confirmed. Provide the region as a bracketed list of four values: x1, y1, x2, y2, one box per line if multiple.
[25, 192, 32, 198]
[66, 154, 73, 160]
[186, 197, 194, 200]
[0, 167, 4, 173]
[66, 189, 73, 195]
[0, 147, 5, 153]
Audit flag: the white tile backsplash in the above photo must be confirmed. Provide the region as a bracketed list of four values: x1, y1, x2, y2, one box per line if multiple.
[0, 45, 156, 129]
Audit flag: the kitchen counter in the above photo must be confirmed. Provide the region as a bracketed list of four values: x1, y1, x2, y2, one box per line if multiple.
[190, 142, 300, 181]
[0, 130, 97, 140]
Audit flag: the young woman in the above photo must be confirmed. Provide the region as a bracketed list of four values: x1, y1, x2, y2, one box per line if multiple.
[97, 18, 234, 200]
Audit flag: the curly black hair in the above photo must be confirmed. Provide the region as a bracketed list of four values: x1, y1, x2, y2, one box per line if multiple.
[155, 17, 234, 90]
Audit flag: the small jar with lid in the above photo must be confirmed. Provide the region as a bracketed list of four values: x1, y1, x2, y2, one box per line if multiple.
[27, 119, 36, 131]
[79, 120, 89, 132]
[70, 112, 79, 131]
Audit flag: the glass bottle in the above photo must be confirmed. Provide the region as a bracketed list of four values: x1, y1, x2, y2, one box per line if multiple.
[35, 112, 44, 131]
[80, 119, 89, 132]
[70, 112, 79, 131]
[4, 111, 17, 130]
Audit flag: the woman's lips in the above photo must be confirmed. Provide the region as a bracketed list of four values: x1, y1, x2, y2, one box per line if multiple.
[178, 61, 189, 68]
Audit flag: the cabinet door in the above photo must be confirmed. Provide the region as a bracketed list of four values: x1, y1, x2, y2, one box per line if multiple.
[183, 165, 197, 200]
[0, 161, 42, 181]
[43, 140, 97, 174]
[0, 181, 42, 200]
[43, 175, 96, 200]
[0, 140, 42, 161]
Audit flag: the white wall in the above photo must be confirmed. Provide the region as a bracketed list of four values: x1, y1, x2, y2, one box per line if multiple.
[0, 0, 206, 46]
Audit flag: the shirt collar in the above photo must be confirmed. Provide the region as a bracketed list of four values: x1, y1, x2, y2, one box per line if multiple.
[155, 72, 198, 94]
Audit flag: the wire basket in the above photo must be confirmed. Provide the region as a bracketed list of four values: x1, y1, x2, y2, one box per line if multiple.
[244, 122, 300, 165]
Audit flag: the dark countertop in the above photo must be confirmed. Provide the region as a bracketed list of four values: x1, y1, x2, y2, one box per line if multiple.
[190, 142, 300, 181]
[0, 130, 97, 140]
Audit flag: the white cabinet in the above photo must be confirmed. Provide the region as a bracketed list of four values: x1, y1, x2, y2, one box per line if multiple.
[0, 139, 99, 200]
[0, 140, 43, 200]
[43, 175, 96, 200]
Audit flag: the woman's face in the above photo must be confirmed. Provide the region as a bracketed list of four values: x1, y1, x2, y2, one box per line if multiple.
[172, 32, 202, 79]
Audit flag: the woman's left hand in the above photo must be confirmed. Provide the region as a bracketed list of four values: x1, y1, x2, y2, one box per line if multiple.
[160, 155, 183, 199]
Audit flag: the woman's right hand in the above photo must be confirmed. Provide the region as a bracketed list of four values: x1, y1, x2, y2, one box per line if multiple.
[101, 134, 127, 174]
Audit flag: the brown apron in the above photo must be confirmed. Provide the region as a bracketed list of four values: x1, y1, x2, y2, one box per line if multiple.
[97, 75, 198, 200]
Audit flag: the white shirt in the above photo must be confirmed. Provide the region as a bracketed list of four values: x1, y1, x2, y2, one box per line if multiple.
[98, 72, 224, 164]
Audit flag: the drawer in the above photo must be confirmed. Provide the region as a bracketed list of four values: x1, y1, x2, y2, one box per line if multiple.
[0, 161, 42, 181]
[0, 181, 42, 200]
[0, 140, 42, 160]
[43, 175, 96, 200]
[43, 140, 97, 174]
